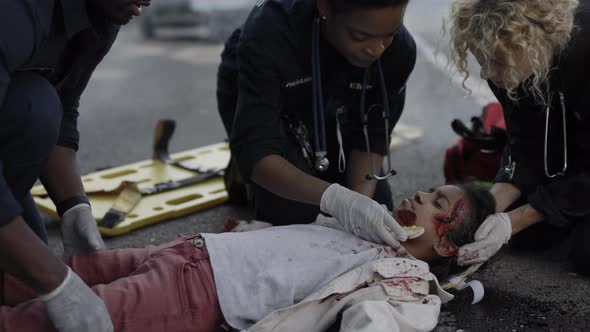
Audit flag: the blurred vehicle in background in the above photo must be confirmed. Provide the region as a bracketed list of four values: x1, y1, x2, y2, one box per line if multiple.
[140, 0, 256, 42]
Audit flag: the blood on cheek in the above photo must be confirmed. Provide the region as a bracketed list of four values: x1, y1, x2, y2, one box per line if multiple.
[433, 199, 466, 240]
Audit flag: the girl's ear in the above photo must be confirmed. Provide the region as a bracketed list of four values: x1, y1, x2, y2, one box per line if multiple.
[434, 237, 459, 257]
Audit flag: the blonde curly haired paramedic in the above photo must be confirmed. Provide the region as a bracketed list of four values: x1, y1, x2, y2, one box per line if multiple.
[448, 0, 590, 275]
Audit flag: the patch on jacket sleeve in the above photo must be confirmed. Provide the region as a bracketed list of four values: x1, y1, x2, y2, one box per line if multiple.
[373, 259, 432, 280]
[377, 277, 430, 300]
[371, 259, 433, 300]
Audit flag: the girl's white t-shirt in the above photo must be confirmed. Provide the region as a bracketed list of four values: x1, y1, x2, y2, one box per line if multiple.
[203, 224, 406, 330]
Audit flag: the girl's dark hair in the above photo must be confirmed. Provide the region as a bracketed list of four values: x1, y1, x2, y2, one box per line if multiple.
[328, 0, 410, 13]
[430, 183, 496, 280]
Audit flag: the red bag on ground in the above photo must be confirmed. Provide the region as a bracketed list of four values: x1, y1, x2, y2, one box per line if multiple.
[444, 103, 507, 183]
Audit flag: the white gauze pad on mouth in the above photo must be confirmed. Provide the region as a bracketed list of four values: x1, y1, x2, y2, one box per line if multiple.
[403, 226, 425, 239]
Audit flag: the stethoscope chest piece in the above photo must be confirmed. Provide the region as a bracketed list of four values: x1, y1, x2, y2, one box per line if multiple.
[315, 155, 330, 172]
[504, 161, 516, 180]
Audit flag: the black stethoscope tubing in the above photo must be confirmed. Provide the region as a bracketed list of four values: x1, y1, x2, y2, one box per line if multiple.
[311, 16, 395, 177]
[312, 16, 329, 171]
[503, 73, 568, 180]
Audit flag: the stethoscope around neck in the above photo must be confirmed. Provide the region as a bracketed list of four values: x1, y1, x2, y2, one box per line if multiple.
[311, 16, 396, 180]
[504, 90, 568, 180]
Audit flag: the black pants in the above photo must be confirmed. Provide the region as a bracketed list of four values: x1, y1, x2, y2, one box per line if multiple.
[0, 72, 61, 243]
[508, 200, 590, 276]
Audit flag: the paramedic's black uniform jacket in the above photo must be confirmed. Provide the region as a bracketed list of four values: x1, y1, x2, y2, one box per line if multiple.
[492, 1, 590, 228]
[0, 0, 118, 227]
[217, 0, 416, 223]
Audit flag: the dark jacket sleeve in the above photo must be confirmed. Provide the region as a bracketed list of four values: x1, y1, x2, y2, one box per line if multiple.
[491, 84, 547, 194]
[349, 26, 416, 156]
[0, 59, 8, 109]
[528, 171, 590, 227]
[55, 25, 119, 151]
[528, 69, 590, 227]
[229, 9, 291, 179]
[0, 161, 23, 225]
[217, 28, 241, 136]
[492, 83, 590, 227]
[0, 0, 45, 225]
[0, 0, 43, 108]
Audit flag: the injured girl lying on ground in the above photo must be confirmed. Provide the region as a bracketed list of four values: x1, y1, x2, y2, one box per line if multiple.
[0, 184, 495, 332]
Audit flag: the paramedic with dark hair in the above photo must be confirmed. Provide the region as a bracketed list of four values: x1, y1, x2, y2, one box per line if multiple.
[216, 0, 417, 248]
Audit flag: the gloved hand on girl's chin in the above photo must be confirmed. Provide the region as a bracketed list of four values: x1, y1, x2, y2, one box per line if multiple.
[320, 183, 407, 247]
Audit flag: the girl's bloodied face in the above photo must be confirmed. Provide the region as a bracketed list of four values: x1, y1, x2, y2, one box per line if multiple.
[394, 185, 468, 259]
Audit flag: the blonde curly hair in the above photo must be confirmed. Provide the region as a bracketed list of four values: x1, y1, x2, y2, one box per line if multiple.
[448, 0, 579, 104]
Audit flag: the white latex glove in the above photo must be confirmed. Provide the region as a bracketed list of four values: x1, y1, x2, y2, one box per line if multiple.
[61, 204, 106, 256]
[320, 183, 407, 247]
[41, 267, 113, 332]
[458, 213, 512, 266]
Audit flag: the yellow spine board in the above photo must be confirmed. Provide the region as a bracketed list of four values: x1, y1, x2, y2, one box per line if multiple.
[33, 142, 230, 236]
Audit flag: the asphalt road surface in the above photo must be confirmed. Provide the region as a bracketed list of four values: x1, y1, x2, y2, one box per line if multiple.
[45, 1, 590, 330]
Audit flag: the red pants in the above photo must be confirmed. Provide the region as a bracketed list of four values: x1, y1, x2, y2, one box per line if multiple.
[0, 235, 225, 332]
